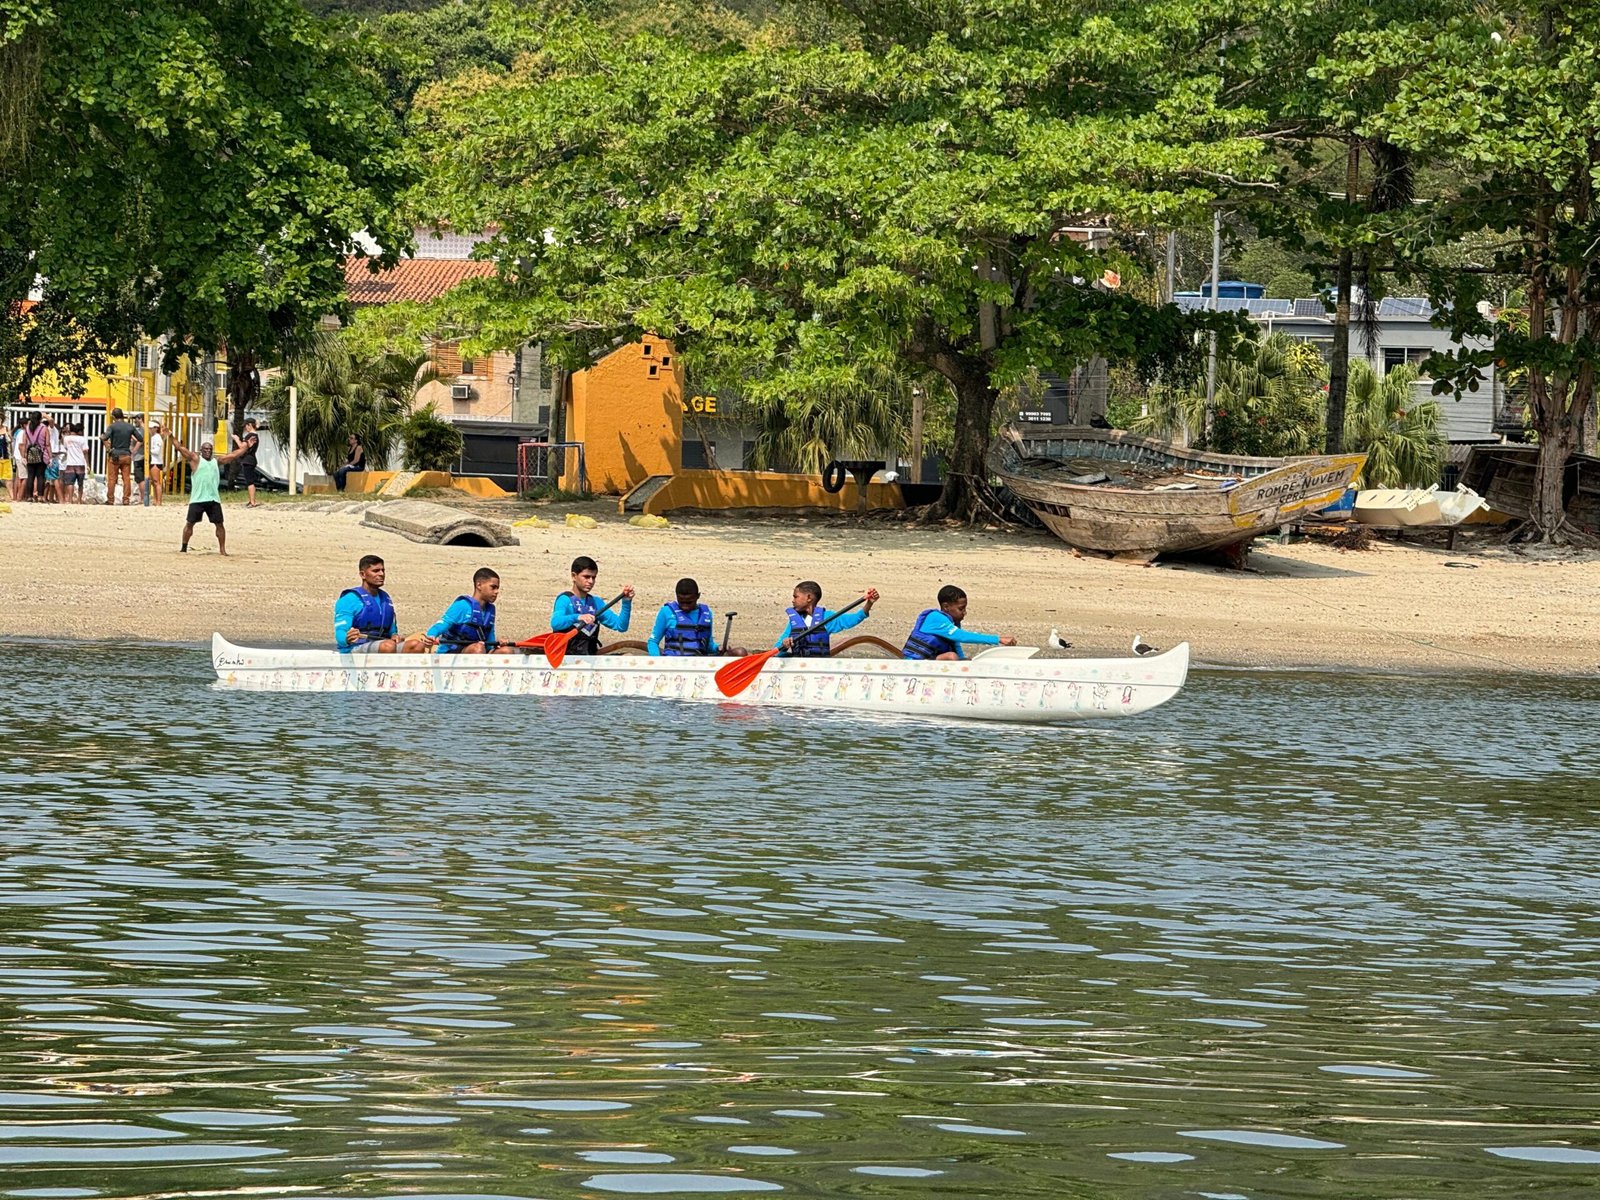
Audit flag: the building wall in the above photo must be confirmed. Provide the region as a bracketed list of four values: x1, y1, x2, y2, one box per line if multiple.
[415, 347, 520, 422]
[567, 339, 684, 494]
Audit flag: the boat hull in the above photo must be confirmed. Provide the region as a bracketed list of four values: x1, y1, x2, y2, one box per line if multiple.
[991, 426, 1366, 556]
[211, 635, 1189, 725]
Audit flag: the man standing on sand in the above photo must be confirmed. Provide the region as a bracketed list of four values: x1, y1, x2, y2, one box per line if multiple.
[101, 407, 141, 505]
[169, 431, 249, 556]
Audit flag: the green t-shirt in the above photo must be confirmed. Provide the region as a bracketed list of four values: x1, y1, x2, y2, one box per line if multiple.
[190, 457, 221, 504]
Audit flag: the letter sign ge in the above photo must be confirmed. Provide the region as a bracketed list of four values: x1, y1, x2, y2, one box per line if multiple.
[681, 395, 719, 415]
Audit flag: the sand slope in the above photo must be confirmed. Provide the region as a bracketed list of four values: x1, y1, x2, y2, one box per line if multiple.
[4, 500, 1596, 674]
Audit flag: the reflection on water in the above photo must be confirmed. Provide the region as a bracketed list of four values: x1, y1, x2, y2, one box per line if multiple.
[2, 644, 1599, 1198]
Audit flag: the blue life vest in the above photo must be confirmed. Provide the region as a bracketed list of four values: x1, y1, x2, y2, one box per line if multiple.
[439, 595, 495, 651]
[563, 592, 606, 655]
[902, 608, 961, 660]
[662, 602, 713, 656]
[339, 587, 396, 641]
[784, 606, 833, 657]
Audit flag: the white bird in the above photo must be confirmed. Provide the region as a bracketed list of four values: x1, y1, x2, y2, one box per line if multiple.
[1048, 627, 1071, 650]
[1132, 634, 1160, 656]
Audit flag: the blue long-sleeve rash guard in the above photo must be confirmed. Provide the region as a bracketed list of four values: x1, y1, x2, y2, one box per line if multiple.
[427, 597, 494, 654]
[551, 592, 632, 633]
[908, 610, 1001, 660]
[333, 589, 397, 649]
[772, 606, 869, 650]
[648, 602, 719, 655]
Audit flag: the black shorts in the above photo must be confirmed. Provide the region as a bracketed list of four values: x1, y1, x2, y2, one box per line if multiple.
[238, 462, 261, 486]
[186, 500, 224, 525]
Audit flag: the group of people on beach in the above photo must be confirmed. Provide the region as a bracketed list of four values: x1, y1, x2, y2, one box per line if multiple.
[334, 555, 1018, 662]
[4, 408, 266, 516]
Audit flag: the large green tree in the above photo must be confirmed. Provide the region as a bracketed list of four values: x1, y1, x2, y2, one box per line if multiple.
[1316, 2, 1600, 541]
[0, 0, 413, 416]
[418, 0, 1262, 518]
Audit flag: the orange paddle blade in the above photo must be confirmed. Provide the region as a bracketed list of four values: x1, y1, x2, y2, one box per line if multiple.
[516, 633, 552, 649]
[543, 628, 578, 669]
[714, 647, 780, 698]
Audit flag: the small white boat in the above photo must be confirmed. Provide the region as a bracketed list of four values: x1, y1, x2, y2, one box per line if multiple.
[1354, 486, 1487, 528]
[210, 635, 1190, 725]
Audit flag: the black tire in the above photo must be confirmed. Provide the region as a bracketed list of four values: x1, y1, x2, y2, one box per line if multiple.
[822, 460, 847, 494]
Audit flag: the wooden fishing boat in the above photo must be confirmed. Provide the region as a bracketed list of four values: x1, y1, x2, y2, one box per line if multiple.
[990, 425, 1366, 561]
[211, 634, 1190, 725]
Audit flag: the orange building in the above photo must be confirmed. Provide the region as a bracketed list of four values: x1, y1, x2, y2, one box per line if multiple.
[563, 338, 684, 494]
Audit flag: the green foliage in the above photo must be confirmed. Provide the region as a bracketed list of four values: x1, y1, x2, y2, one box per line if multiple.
[396, 404, 464, 471]
[1135, 332, 1328, 458]
[260, 331, 437, 471]
[0, 0, 413, 384]
[1344, 360, 1443, 488]
[415, 1, 1266, 517]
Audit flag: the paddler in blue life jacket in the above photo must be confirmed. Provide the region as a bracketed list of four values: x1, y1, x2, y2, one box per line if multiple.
[647, 577, 722, 657]
[551, 555, 633, 656]
[902, 585, 1017, 660]
[333, 554, 433, 653]
[774, 581, 878, 657]
[428, 566, 506, 654]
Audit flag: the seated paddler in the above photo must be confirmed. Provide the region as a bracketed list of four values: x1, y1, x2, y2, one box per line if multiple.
[774, 581, 877, 657]
[334, 554, 432, 653]
[428, 566, 504, 654]
[647, 577, 728, 657]
[551, 555, 633, 656]
[902, 585, 1017, 660]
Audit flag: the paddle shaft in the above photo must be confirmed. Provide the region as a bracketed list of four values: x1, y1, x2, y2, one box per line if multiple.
[779, 595, 867, 654]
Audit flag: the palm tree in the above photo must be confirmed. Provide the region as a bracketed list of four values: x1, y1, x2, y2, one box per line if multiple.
[1135, 332, 1327, 457]
[260, 333, 438, 472]
[1344, 360, 1444, 487]
[738, 361, 911, 474]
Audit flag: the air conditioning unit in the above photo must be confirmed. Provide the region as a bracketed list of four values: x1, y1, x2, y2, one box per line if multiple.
[450, 383, 473, 401]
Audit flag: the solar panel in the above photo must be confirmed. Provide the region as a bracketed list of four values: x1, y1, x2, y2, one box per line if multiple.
[1377, 297, 1432, 318]
[1293, 298, 1329, 318]
[1246, 299, 1294, 315]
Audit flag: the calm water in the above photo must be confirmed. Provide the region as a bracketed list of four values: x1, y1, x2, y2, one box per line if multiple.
[2, 644, 1598, 1200]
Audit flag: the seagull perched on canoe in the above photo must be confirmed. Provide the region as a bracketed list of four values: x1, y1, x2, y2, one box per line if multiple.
[1132, 634, 1160, 656]
[1048, 627, 1071, 650]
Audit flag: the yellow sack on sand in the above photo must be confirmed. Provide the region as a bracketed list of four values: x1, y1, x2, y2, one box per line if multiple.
[628, 514, 670, 529]
[512, 515, 550, 528]
[564, 512, 598, 529]
[0, 502, 10, 515]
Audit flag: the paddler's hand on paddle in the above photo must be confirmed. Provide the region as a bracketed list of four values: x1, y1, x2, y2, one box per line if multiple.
[861, 587, 879, 613]
[345, 628, 363, 646]
[999, 635, 1018, 647]
[621, 584, 635, 599]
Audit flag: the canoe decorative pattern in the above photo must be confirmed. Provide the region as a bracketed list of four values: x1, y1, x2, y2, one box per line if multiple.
[212, 636, 1189, 725]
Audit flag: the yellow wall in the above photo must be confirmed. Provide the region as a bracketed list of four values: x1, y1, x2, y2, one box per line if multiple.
[27, 339, 196, 419]
[628, 468, 906, 515]
[566, 340, 683, 494]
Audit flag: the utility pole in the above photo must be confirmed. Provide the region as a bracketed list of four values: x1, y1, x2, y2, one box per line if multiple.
[200, 349, 217, 433]
[1205, 210, 1222, 430]
[1165, 231, 1177, 304]
[908, 387, 925, 483]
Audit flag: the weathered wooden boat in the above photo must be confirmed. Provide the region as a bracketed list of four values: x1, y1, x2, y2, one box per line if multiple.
[1353, 485, 1487, 528]
[990, 425, 1366, 561]
[211, 634, 1189, 725]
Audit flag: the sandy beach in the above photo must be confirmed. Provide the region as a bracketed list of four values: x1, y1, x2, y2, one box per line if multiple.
[3, 496, 1597, 674]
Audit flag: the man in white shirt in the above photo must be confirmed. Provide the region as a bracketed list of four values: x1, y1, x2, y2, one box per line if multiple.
[146, 420, 166, 506]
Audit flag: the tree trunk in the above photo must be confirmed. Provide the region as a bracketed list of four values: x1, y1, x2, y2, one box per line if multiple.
[1325, 141, 1360, 454]
[1529, 418, 1577, 540]
[927, 366, 996, 522]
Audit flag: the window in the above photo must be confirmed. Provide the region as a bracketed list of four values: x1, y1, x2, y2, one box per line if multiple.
[135, 344, 154, 372]
[1382, 347, 1431, 376]
[660, 355, 672, 367]
[642, 343, 654, 358]
[682, 440, 709, 469]
[460, 357, 476, 376]
[647, 364, 659, 378]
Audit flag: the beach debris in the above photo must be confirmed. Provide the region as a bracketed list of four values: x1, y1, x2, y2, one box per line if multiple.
[565, 512, 598, 529]
[513, 515, 551, 529]
[628, 514, 671, 529]
[0, 502, 9, 515]
[1327, 524, 1376, 552]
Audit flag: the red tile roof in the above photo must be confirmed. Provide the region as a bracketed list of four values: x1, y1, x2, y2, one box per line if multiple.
[344, 257, 497, 306]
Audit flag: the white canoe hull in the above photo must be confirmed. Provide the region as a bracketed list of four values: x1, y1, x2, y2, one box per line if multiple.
[211, 635, 1189, 725]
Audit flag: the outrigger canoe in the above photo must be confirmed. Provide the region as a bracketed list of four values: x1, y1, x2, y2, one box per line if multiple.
[211, 634, 1190, 725]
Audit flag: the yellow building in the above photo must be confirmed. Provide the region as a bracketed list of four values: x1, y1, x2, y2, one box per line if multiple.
[564, 339, 685, 494]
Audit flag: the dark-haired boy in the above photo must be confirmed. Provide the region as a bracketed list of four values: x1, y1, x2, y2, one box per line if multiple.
[774, 580, 877, 657]
[334, 555, 432, 653]
[428, 567, 504, 654]
[901, 585, 1017, 660]
[648, 577, 721, 656]
[551, 555, 633, 656]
